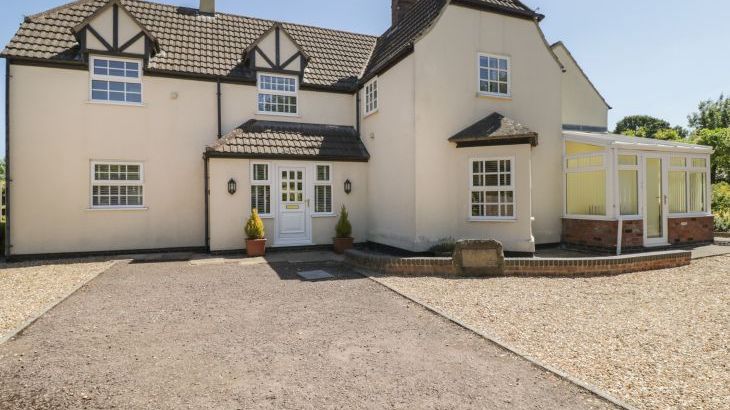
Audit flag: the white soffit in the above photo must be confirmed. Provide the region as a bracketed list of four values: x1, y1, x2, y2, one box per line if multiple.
[563, 131, 713, 154]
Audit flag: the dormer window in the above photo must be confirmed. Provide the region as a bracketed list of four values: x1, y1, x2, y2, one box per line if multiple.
[90, 56, 143, 104]
[257, 73, 298, 115]
[478, 53, 510, 97]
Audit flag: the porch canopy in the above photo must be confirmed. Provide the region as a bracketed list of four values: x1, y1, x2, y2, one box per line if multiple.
[562, 131, 713, 226]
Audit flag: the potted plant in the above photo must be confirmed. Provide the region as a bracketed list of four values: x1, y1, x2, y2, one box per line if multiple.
[333, 205, 354, 254]
[245, 208, 266, 257]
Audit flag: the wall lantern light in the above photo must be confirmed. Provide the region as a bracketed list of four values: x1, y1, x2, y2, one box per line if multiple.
[344, 179, 352, 195]
[227, 178, 237, 195]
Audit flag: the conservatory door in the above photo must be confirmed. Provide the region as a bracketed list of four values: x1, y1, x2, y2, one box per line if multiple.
[644, 155, 668, 246]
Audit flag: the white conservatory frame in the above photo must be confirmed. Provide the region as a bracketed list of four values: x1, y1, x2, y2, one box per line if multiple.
[562, 131, 713, 248]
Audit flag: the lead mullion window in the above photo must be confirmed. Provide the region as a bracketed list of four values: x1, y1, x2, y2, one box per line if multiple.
[314, 164, 333, 214]
[470, 159, 515, 219]
[91, 162, 144, 208]
[257, 73, 298, 115]
[250, 163, 271, 216]
[90, 56, 143, 104]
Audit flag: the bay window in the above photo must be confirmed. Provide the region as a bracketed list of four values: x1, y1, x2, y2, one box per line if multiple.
[470, 158, 515, 220]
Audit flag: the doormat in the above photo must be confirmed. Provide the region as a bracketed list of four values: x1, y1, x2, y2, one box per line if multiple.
[297, 270, 334, 281]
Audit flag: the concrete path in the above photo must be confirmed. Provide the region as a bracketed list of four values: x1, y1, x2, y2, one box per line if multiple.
[0, 259, 614, 409]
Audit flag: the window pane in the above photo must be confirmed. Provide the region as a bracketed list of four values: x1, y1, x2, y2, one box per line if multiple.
[669, 171, 687, 213]
[315, 185, 332, 213]
[671, 157, 686, 167]
[250, 185, 271, 214]
[316, 165, 330, 181]
[618, 155, 637, 166]
[619, 170, 639, 215]
[566, 171, 606, 215]
[565, 142, 605, 155]
[253, 164, 268, 181]
[689, 172, 706, 212]
[692, 158, 707, 168]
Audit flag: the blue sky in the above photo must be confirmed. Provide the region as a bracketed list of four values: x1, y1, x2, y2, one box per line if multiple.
[1, 0, 728, 154]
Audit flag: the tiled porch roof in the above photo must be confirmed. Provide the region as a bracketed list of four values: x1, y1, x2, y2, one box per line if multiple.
[449, 113, 538, 147]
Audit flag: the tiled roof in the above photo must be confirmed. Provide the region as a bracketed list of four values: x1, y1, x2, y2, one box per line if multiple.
[3, 0, 540, 90]
[1, 0, 377, 91]
[449, 113, 538, 146]
[206, 120, 370, 161]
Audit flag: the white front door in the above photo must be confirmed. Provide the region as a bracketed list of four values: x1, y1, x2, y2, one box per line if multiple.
[276, 166, 311, 245]
[644, 155, 669, 246]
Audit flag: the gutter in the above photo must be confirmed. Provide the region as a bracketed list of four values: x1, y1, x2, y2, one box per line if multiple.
[4, 60, 10, 258]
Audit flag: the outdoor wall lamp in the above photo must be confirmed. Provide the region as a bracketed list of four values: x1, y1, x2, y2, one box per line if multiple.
[344, 179, 352, 195]
[228, 178, 237, 195]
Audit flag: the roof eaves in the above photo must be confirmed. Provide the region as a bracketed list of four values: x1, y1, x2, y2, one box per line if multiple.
[450, 0, 539, 20]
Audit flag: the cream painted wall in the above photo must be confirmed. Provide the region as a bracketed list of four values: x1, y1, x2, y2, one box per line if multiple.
[8, 64, 217, 255]
[409, 4, 564, 249]
[208, 158, 368, 251]
[254, 27, 303, 72]
[552, 43, 609, 129]
[85, 4, 145, 55]
[359, 54, 417, 250]
[221, 83, 354, 133]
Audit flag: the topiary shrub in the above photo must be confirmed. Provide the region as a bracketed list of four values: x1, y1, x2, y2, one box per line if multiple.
[335, 205, 352, 238]
[245, 208, 265, 240]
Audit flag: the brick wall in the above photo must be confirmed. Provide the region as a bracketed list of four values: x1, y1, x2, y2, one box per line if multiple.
[562, 218, 644, 251]
[668, 216, 714, 245]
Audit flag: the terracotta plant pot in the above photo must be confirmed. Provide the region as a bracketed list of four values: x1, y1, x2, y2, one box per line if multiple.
[246, 238, 267, 257]
[333, 237, 354, 254]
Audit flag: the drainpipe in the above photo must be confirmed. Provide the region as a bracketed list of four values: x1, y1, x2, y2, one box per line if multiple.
[355, 87, 361, 135]
[4, 60, 11, 258]
[204, 154, 210, 252]
[216, 78, 222, 138]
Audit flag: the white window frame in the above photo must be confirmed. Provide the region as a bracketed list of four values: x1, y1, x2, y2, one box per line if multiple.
[313, 163, 334, 216]
[89, 161, 145, 210]
[89, 55, 143, 106]
[477, 53, 511, 98]
[256, 72, 299, 116]
[364, 77, 378, 116]
[250, 162, 273, 217]
[668, 155, 711, 216]
[469, 157, 517, 221]
[617, 154, 641, 218]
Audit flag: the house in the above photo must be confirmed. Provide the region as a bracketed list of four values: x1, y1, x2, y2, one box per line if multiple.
[1, 0, 713, 258]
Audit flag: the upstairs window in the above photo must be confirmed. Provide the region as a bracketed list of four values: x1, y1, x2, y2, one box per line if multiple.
[90, 56, 142, 104]
[364, 78, 378, 115]
[251, 163, 272, 216]
[478, 53, 510, 97]
[314, 164, 333, 215]
[91, 162, 144, 208]
[257, 73, 298, 115]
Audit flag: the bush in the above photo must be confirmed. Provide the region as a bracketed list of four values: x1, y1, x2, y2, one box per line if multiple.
[335, 205, 352, 238]
[245, 208, 265, 240]
[713, 182, 730, 212]
[714, 211, 730, 232]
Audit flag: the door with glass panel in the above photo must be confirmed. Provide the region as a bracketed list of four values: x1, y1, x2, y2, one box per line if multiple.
[277, 167, 310, 245]
[644, 155, 668, 246]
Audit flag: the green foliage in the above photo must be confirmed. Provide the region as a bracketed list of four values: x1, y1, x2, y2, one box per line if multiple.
[0, 160, 5, 179]
[712, 182, 730, 211]
[692, 128, 730, 182]
[614, 115, 671, 139]
[688, 94, 730, 130]
[244, 208, 265, 240]
[335, 205, 352, 238]
[714, 211, 730, 233]
[653, 128, 683, 141]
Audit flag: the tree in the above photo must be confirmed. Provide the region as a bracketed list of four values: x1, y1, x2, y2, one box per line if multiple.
[692, 128, 730, 183]
[688, 94, 730, 130]
[653, 128, 683, 141]
[614, 115, 671, 139]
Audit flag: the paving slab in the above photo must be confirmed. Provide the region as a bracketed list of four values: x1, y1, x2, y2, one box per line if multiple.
[0, 261, 614, 409]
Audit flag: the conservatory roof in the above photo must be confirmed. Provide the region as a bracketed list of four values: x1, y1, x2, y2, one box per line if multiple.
[564, 131, 713, 154]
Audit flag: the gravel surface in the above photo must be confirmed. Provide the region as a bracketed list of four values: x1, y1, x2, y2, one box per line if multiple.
[0, 260, 614, 409]
[370, 256, 730, 409]
[0, 259, 116, 339]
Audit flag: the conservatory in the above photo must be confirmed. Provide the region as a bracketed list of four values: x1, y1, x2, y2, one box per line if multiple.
[562, 131, 714, 251]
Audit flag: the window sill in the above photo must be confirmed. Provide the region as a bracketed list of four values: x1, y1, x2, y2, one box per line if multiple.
[86, 207, 148, 212]
[477, 92, 512, 101]
[259, 214, 275, 220]
[312, 213, 336, 218]
[364, 109, 378, 119]
[86, 100, 145, 108]
[256, 111, 300, 118]
[468, 218, 517, 223]
[668, 213, 712, 218]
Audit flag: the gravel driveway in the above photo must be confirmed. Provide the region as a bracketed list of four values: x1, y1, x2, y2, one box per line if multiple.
[371, 256, 730, 409]
[0, 259, 613, 409]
